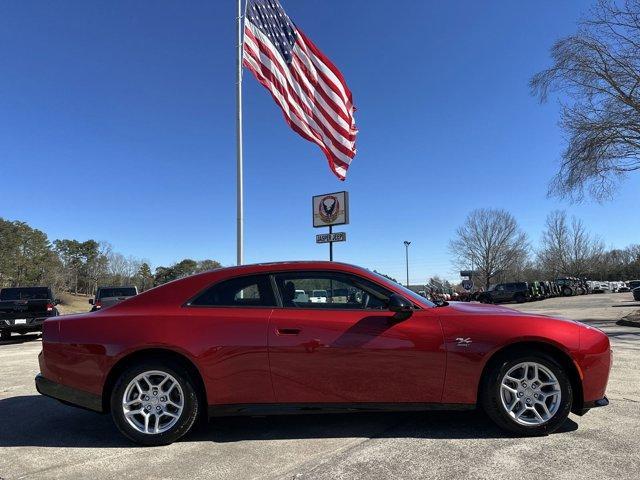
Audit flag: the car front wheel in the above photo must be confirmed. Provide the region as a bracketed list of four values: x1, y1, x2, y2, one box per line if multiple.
[481, 353, 572, 436]
[110, 361, 200, 446]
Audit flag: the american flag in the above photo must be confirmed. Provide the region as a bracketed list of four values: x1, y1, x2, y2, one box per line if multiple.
[243, 0, 357, 180]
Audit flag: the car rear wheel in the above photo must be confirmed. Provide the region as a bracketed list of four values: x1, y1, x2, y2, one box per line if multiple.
[0, 331, 10, 341]
[562, 287, 573, 296]
[110, 361, 199, 446]
[481, 353, 572, 436]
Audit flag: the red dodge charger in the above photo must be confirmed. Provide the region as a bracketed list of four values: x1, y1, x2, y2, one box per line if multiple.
[35, 262, 611, 445]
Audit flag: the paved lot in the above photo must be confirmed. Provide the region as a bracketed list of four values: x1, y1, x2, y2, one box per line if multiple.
[1, 293, 639, 480]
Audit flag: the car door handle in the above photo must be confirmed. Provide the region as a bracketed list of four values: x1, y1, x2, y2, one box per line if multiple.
[276, 328, 301, 336]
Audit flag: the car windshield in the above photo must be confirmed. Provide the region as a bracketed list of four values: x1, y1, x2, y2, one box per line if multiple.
[0, 287, 50, 301]
[98, 288, 136, 298]
[368, 271, 435, 307]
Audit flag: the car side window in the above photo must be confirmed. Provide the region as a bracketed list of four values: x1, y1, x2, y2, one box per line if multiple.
[274, 272, 390, 310]
[190, 275, 276, 307]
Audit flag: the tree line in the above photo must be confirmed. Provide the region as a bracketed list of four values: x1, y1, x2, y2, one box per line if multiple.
[450, 208, 640, 290]
[0, 217, 221, 294]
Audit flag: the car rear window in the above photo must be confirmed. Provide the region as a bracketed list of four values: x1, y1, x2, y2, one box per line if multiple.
[189, 275, 276, 307]
[0, 287, 51, 301]
[98, 288, 137, 298]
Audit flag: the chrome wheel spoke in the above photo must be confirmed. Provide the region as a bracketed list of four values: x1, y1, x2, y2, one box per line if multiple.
[538, 401, 551, 419]
[501, 384, 518, 394]
[532, 364, 540, 383]
[143, 412, 150, 433]
[541, 389, 561, 399]
[135, 380, 147, 394]
[124, 398, 141, 407]
[507, 397, 520, 413]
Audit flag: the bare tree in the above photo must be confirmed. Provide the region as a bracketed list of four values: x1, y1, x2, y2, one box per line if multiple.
[531, 0, 640, 201]
[537, 210, 604, 277]
[449, 209, 529, 289]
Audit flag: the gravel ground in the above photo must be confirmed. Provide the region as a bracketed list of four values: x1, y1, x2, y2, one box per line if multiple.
[0, 293, 638, 480]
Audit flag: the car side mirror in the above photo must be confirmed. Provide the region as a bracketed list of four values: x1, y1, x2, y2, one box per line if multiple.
[88, 298, 94, 305]
[388, 294, 413, 321]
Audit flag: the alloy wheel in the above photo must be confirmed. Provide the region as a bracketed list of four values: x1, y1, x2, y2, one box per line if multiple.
[499, 361, 561, 426]
[121, 370, 184, 435]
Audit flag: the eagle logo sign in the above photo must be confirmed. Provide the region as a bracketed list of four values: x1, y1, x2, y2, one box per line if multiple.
[318, 195, 340, 224]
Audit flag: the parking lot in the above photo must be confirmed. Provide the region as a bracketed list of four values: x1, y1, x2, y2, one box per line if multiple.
[1, 293, 639, 480]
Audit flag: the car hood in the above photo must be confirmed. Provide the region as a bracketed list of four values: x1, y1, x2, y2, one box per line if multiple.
[443, 301, 579, 325]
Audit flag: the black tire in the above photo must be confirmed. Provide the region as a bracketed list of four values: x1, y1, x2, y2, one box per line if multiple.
[514, 293, 526, 303]
[0, 331, 10, 341]
[110, 360, 200, 446]
[481, 352, 572, 436]
[562, 287, 573, 297]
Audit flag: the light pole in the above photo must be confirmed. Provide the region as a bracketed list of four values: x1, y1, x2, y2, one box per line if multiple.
[404, 241, 411, 287]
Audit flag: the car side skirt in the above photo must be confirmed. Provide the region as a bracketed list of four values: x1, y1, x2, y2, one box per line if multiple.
[208, 402, 476, 417]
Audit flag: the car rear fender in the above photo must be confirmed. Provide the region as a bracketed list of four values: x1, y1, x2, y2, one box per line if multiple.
[101, 347, 207, 413]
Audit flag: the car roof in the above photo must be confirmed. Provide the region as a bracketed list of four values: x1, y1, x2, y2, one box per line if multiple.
[199, 261, 364, 275]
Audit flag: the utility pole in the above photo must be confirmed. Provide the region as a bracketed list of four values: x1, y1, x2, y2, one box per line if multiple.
[404, 241, 411, 287]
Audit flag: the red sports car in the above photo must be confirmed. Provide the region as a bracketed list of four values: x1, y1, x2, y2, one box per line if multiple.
[35, 262, 611, 445]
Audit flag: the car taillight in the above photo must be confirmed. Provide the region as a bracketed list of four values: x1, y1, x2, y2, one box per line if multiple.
[95, 301, 102, 309]
[46, 303, 54, 312]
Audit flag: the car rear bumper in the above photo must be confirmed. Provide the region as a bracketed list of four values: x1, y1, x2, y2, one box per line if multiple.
[1, 318, 45, 333]
[35, 373, 103, 413]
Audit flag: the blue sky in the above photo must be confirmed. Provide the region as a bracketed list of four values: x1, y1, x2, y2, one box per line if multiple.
[1, 0, 639, 283]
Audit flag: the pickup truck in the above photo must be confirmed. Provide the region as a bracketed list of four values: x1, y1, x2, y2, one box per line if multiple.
[0, 287, 59, 340]
[89, 286, 138, 312]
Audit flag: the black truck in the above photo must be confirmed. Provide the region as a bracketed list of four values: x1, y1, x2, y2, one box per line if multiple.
[0, 287, 59, 341]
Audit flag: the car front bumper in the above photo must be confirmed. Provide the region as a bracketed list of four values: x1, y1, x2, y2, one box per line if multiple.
[35, 373, 103, 413]
[574, 396, 609, 416]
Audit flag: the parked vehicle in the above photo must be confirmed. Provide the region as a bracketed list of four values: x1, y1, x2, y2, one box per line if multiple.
[90, 286, 138, 312]
[477, 282, 530, 304]
[634, 287, 640, 302]
[0, 287, 59, 340]
[617, 283, 631, 293]
[293, 289, 309, 302]
[309, 289, 328, 303]
[591, 282, 610, 294]
[627, 280, 640, 291]
[555, 278, 581, 296]
[35, 261, 611, 445]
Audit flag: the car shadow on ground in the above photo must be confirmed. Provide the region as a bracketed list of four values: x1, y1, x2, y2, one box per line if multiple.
[0, 333, 41, 345]
[0, 395, 578, 448]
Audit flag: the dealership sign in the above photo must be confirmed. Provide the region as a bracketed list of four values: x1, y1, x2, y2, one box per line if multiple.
[316, 232, 347, 244]
[312, 191, 349, 228]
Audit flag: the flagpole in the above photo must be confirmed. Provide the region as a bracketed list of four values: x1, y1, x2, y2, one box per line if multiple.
[236, 0, 244, 266]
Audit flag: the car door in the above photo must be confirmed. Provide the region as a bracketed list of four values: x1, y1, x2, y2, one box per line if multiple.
[268, 271, 445, 404]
